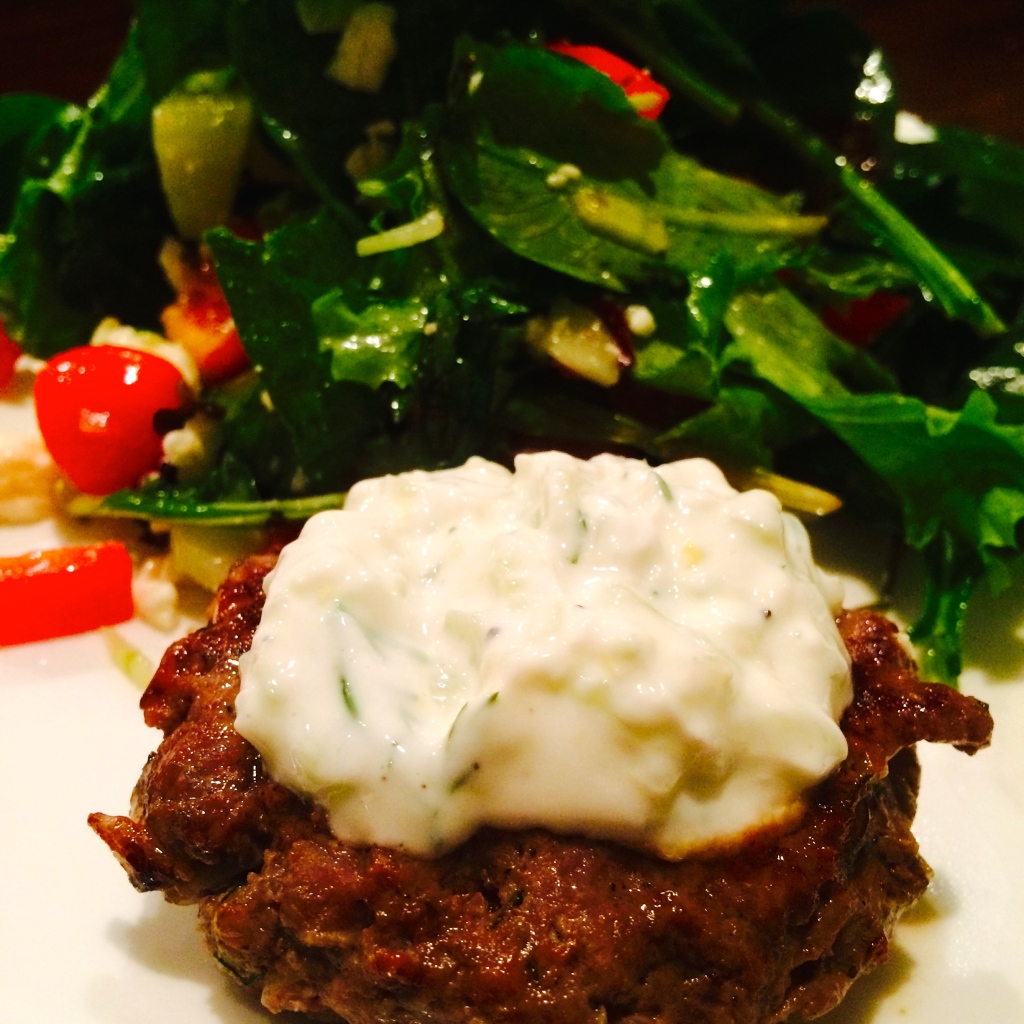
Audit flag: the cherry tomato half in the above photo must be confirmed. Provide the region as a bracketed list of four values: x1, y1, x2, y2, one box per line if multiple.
[34, 345, 186, 495]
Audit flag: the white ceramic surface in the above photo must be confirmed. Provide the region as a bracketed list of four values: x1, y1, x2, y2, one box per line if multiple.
[2, 387, 1023, 1024]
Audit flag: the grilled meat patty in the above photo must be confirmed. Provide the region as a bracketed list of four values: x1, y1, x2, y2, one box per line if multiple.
[90, 555, 993, 1024]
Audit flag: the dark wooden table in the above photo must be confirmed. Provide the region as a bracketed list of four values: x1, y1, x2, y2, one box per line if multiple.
[0, 0, 132, 106]
[837, 0, 1023, 143]
[0, 0, 1020, 140]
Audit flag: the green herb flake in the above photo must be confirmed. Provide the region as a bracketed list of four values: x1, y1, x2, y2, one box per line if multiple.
[341, 677, 359, 718]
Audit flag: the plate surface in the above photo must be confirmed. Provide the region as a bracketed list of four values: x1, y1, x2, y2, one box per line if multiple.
[2, 390, 1024, 1024]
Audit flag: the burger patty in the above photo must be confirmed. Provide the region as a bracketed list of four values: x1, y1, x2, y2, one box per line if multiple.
[89, 555, 993, 1024]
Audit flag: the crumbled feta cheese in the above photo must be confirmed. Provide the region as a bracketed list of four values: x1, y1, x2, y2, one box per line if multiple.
[0, 431, 58, 525]
[625, 304, 657, 337]
[545, 164, 582, 189]
[91, 317, 200, 392]
[132, 556, 180, 632]
[161, 413, 218, 482]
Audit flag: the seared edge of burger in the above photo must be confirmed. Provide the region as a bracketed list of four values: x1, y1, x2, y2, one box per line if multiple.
[89, 556, 993, 1024]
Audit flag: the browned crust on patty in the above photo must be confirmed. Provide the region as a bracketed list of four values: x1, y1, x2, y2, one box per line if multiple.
[89, 555, 993, 1024]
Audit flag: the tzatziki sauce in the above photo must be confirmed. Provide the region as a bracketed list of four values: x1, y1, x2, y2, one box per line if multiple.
[236, 452, 852, 859]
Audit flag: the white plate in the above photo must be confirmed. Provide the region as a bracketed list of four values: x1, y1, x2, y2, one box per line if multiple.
[2, 389, 1024, 1024]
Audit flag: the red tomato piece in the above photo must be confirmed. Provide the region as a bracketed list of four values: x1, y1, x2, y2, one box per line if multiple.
[0, 319, 21, 390]
[161, 247, 249, 384]
[821, 292, 912, 348]
[0, 542, 134, 646]
[548, 41, 670, 119]
[34, 345, 186, 495]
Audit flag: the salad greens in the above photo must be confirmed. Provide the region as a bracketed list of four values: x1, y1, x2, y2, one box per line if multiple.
[2, 0, 1024, 683]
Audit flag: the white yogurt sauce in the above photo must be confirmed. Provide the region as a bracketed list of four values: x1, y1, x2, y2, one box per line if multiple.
[236, 452, 852, 859]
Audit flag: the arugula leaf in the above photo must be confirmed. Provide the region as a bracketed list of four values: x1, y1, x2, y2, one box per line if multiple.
[564, 0, 743, 123]
[724, 287, 897, 397]
[748, 6, 887, 131]
[945, 144, 1024, 256]
[802, 391, 1024, 558]
[725, 287, 1024, 680]
[964, 329, 1024, 425]
[802, 251, 917, 300]
[618, 0, 893, 137]
[314, 293, 426, 390]
[657, 384, 802, 469]
[809, 392, 1024, 681]
[68, 487, 347, 526]
[831, 159, 1006, 338]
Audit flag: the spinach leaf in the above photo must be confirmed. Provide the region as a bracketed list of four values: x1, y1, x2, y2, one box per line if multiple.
[501, 389, 661, 455]
[633, 329, 720, 401]
[0, 94, 65, 231]
[0, 28, 174, 356]
[208, 176, 510, 496]
[135, 0, 231, 100]
[442, 41, 825, 292]
[884, 127, 1024, 330]
[207, 216, 378, 493]
[225, 0, 379, 205]
[632, 257, 736, 400]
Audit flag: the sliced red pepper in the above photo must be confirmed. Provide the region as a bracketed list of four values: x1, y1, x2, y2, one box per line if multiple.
[821, 292, 912, 348]
[0, 542, 134, 646]
[548, 41, 670, 120]
[161, 246, 250, 384]
[0, 319, 21, 390]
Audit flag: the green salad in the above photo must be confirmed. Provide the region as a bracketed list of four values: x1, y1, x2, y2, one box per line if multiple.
[2, 0, 1024, 682]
